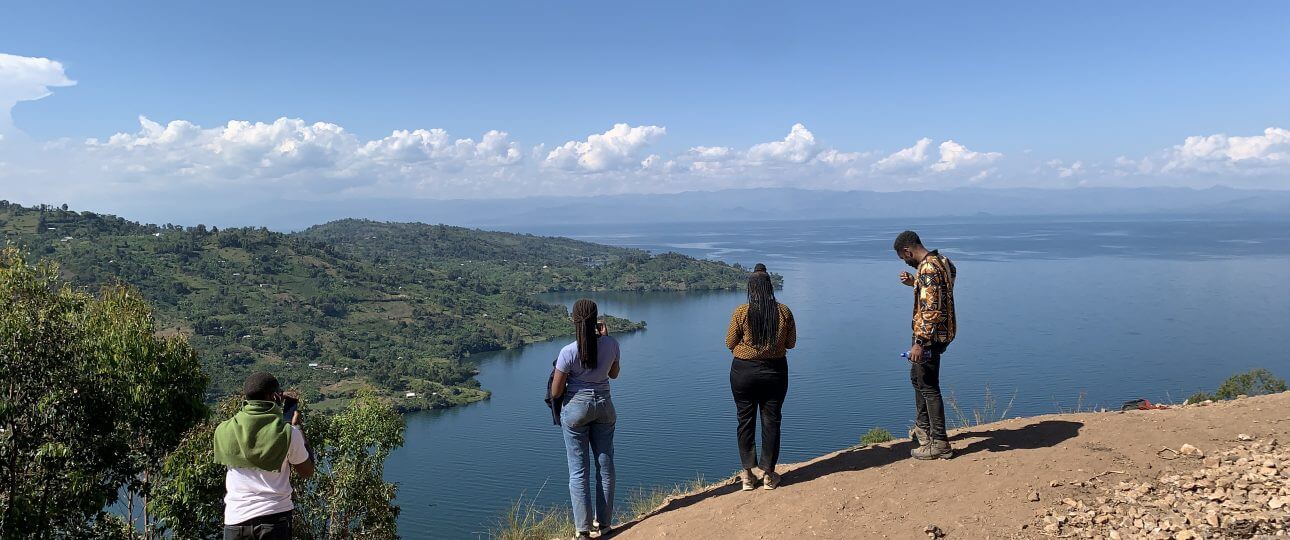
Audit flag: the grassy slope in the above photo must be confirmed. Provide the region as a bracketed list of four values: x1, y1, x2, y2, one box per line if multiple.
[0, 203, 746, 411]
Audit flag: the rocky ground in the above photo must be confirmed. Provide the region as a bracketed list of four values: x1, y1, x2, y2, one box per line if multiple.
[1031, 433, 1287, 539]
[610, 392, 1290, 539]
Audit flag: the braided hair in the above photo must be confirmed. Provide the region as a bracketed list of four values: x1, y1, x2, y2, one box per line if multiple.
[571, 299, 599, 369]
[746, 267, 779, 348]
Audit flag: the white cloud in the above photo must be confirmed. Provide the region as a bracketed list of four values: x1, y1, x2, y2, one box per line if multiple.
[7, 79, 1290, 208]
[0, 53, 76, 136]
[85, 116, 359, 181]
[747, 123, 818, 163]
[873, 138, 932, 172]
[871, 138, 1001, 184]
[1047, 159, 1084, 178]
[1162, 127, 1290, 173]
[544, 123, 666, 172]
[930, 140, 1002, 172]
[360, 128, 522, 167]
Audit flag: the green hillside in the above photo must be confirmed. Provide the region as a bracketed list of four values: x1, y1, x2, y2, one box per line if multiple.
[0, 202, 748, 411]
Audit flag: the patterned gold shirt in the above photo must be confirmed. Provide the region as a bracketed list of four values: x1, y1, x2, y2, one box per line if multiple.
[725, 303, 797, 360]
[909, 250, 956, 345]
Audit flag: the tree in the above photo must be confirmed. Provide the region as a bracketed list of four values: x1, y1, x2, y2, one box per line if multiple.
[148, 398, 240, 539]
[149, 390, 405, 539]
[0, 247, 207, 538]
[294, 389, 404, 539]
[1213, 368, 1287, 400]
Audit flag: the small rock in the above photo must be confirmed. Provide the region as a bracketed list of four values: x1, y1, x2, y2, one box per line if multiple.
[1179, 444, 1204, 458]
[1238, 433, 1254, 441]
[1051, 480, 1063, 487]
[923, 524, 944, 538]
[1044, 523, 1060, 533]
[1029, 491, 1041, 502]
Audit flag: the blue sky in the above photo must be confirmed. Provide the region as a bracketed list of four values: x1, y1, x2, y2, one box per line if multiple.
[2, 1, 1289, 213]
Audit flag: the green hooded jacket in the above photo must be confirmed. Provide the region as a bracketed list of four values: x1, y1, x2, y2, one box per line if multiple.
[213, 400, 292, 471]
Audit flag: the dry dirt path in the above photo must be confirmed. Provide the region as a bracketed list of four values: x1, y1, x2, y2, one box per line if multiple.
[611, 392, 1290, 539]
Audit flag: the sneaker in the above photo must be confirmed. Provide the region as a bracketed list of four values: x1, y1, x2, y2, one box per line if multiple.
[739, 470, 758, 491]
[909, 425, 930, 447]
[593, 525, 612, 538]
[762, 471, 781, 490]
[911, 439, 953, 460]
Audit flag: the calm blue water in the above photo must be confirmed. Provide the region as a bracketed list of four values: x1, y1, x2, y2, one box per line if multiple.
[385, 217, 1290, 539]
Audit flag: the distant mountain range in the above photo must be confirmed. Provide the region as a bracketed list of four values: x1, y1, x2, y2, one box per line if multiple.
[100, 187, 1290, 231]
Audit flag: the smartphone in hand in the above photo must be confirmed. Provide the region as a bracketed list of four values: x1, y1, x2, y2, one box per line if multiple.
[281, 394, 299, 424]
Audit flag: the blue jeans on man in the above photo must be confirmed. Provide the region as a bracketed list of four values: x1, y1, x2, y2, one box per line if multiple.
[561, 389, 616, 534]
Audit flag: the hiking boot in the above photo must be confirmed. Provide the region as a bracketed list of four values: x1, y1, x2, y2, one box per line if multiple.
[911, 439, 953, 460]
[762, 471, 781, 490]
[909, 425, 930, 447]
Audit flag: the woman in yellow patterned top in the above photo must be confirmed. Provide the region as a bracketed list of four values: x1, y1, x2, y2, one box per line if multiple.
[724, 263, 796, 491]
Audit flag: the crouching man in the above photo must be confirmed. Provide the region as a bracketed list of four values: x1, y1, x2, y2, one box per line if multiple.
[215, 372, 314, 539]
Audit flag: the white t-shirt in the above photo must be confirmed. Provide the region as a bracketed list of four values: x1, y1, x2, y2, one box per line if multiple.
[223, 425, 310, 525]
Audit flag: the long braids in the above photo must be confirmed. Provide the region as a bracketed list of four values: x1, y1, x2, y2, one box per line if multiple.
[571, 299, 599, 369]
[746, 268, 779, 348]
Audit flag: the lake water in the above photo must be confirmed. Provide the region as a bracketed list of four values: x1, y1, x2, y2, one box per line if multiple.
[384, 217, 1290, 539]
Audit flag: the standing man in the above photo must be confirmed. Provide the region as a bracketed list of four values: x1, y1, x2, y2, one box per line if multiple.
[894, 231, 957, 460]
[215, 372, 314, 539]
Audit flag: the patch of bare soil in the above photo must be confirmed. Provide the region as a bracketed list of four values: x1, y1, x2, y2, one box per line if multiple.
[611, 392, 1290, 539]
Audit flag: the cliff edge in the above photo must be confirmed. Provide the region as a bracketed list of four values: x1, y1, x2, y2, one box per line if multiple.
[613, 392, 1290, 539]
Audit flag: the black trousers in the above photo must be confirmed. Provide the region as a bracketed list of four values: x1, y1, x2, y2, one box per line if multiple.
[910, 344, 949, 442]
[224, 510, 292, 540]
[730, 357, 789, 471]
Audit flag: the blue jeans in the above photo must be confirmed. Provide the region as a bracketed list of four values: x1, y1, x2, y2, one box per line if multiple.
[560, 389, 616, 533]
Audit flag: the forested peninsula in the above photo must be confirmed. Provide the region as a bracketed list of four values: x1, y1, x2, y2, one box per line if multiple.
[0, 202, 749, 411]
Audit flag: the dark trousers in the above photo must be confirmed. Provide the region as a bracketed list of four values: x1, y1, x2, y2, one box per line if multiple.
[730, 357, 789, 471]
[910, 345, 949, 442]
[224, 511, 292, 540]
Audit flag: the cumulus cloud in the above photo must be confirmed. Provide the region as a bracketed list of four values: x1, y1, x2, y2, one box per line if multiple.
[871, 138, 1001, 183]
[873, 138, 933, 172]
[361, 128, 521, 166]
[930, 140, 1002, 172]
[10, 85, 1290, 208]
[544, 123, 666, 172]
[0, 53, 76, 136]
[1162, 127, 1290, 173]
[747, 123, 818, 163]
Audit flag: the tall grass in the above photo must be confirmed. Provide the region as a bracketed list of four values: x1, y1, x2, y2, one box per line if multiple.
[490, 488, 573, 540]
[945, 385, 1018, 429]
[490, 474, 718, 539]
[623, 475, 711, 521]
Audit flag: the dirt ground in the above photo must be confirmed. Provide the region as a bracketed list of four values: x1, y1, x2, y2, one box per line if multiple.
[610, 392, 1290, 539]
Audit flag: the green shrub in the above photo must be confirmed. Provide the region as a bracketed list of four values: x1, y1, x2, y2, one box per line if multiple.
[860, 427, 894, 446]
[1213, 369, 1287, 400]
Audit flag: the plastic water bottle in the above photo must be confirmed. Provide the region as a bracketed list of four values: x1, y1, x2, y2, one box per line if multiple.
[901, 350, 933, 360]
